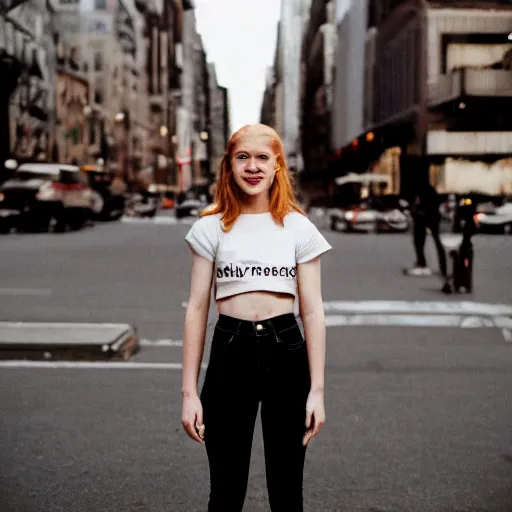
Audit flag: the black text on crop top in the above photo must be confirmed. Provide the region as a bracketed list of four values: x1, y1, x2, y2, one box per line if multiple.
[185, 211, 332, 300]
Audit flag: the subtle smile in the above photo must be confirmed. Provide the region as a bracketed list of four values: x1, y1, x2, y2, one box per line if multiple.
[244, 177, 263, 185]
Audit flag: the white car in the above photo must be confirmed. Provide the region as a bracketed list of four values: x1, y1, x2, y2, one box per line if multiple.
[0, 162, 95, 233]
[329, 203, 409, 233]
[476, 202, 512, 234]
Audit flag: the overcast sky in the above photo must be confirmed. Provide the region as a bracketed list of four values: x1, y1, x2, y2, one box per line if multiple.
[195, 0, 282, 134]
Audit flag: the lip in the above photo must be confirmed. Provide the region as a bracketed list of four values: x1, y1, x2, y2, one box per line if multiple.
[244, 177, 263, 186]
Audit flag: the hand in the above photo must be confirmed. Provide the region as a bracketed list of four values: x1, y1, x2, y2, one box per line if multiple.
[302, 389, 325, 447]
[181, 393, 205, 444]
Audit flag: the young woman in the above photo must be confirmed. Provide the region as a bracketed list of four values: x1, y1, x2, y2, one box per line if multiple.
[181, 123, 332, 511]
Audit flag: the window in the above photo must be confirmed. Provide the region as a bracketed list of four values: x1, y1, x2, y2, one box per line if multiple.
[89, 121, 96, 145]
[59, 170, 82, 185]
[94, 52, 103, 72]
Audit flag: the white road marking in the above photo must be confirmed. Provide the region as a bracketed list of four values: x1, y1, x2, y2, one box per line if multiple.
[121, 216, 177, 225]
[501, 329, 512, 343]
[0, 360, 207, 370]
[322, 300, 512, 316]
[324, 314, 497, 328]
[493, 316, 512, 329]
[121, 216, 196, 225]
[139, 338, 183, 347]
[0, 321, 132, 329]
[0, 288, 52, 296]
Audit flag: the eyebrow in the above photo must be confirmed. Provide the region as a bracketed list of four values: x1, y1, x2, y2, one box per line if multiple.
[234, 149, 272, 156]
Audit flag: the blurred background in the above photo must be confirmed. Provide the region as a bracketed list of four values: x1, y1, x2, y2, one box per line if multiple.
[0, 0, 511, 231]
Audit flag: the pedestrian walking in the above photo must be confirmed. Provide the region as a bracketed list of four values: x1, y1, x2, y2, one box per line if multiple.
[181, 123, 332, 511]
[404, 183, 448, 282]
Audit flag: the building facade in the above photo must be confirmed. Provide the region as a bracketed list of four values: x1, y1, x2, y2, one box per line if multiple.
[303, 0, 512, 201]
[261, 1, 311, 171]
[331, 0, 367, 151]
[260, 66, 276, 128]
[364, 0, 512, 198]
[207, 63, 230, 176]
[2, 0, 228, 194]
[299, 0, 336, 182]
[1, 0, 57, 167]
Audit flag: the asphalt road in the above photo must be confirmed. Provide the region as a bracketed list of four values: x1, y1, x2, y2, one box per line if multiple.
[0, 216, 511, 512]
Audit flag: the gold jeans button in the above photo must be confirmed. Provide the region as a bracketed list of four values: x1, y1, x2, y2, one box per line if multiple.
[256, 324, 264, 331]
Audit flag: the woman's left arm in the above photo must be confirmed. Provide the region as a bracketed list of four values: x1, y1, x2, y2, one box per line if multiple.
[297, 256, 326, 445]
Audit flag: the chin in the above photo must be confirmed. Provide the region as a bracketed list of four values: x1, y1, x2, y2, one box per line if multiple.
[236, 182, 269, 197]
[242, 187, 270, 197]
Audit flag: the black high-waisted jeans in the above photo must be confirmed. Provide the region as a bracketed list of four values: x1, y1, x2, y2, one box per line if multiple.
[200, 313, 311, 512]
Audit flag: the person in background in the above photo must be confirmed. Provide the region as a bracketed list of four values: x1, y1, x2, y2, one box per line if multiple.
[442, 197, 479, 294]
[405, 183, 447, 282]
[181, 123, 332, 511]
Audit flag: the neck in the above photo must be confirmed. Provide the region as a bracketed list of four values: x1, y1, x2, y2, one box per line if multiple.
[240, 192, 270, 214]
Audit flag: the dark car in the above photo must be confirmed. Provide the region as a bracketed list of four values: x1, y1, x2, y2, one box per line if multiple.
[0, 162, 94, 233]
[81, 165, 126, 221]
[175, 186, 210, 219]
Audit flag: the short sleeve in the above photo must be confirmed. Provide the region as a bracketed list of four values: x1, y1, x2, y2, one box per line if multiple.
[295, 218, 332, 264]
[185, 215, 219, 262]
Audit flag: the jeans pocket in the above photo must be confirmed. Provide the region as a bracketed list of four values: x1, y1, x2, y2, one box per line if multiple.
[211, 325, 236, 350]
[276, 324, 305, 351]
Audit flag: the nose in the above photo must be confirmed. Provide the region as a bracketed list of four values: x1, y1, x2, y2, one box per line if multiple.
[244, 157, 260, 173]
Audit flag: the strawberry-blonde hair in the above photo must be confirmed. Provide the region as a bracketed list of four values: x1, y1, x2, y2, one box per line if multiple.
[202, 123, 305, 232]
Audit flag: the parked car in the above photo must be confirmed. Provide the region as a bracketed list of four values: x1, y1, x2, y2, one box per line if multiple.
[369, 194, 410, 232]
[475, 201, 512, 234]
[125, 189, 159, 218]
[329, 203, 377, 233]
[81, 164, 126, 221]
[329, 196, 410, 234]
[175, 197, 208, 219]
[328, 172, 409, 233]
[0, 161, 94, 233]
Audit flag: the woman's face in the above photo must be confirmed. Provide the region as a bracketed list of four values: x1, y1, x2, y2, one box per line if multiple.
[230, 134, 278, 197]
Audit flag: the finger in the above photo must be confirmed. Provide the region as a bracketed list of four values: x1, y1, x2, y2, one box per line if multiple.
[310, 418, 325, 439]
[302, 428, 314, 447]
[196, 409, 205, 440]
[195, 421, 205, 440]
[305, 409, 313, 429]
[183, 420, 204, 443]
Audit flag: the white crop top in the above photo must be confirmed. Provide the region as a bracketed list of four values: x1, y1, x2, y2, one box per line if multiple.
[185, 211, 332, 300]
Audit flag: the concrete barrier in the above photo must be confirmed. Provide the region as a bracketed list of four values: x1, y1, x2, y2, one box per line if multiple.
[0, 322, 139, 361]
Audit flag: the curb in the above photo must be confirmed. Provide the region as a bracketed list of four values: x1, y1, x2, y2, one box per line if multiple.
[0, 322, 139, 361]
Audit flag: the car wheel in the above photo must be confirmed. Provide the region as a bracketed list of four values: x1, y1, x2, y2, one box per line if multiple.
[91, 191, 104, 216]
[330, 217, 337, 231]
[0, 221, 12, 234]
[32, 215, 51, 233]
[53, 215, 67, 233]
[69, 209, 89, 230]
[504, 223, 512, 235]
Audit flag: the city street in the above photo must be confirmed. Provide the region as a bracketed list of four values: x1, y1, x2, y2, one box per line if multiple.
[0, 217, 511, 512]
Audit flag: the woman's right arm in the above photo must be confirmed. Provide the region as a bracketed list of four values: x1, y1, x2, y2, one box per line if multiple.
[181, 251, 214, 443]
[182, 250, 214, 396]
